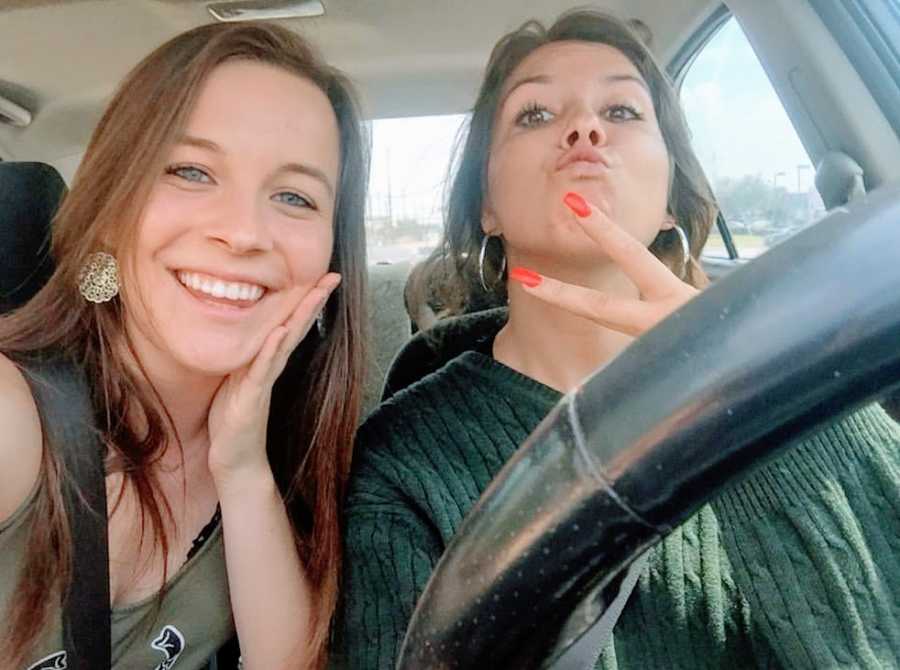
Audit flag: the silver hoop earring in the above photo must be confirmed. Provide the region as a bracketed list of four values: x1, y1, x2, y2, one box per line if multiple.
[478, 234, 507, 292]
[78, 251, 120, 303]
[673, 225, 691, 277]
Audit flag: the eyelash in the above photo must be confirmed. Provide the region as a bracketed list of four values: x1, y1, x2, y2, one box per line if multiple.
[164, 164, 317, 210]
[515, 102, 555, 127]
[513, 101, 644, 128]
[607, 104, 643, 122]
[165, 164, 212, 183]
[273, 192, 316, 210]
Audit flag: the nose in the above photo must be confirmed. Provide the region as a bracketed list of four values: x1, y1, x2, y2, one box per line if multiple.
[207, 191, 273, 254]
[561, 107, 607, 149]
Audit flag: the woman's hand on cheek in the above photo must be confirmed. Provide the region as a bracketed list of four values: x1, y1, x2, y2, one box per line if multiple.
[206, 272, 342, 492]
[509, 193, 698, 338]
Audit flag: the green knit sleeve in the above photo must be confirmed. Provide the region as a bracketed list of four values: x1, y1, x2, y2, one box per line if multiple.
[332, 508, 443, 670]
[710, 404, 900, 668]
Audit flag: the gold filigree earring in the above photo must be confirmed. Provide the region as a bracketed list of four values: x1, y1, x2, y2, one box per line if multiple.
[78, 252, 120, 303]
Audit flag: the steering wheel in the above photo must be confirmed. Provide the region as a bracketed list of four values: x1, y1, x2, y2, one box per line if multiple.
[396, 184, 900, 669]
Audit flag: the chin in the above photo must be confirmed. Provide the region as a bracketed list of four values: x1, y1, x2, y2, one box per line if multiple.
[171, 339, 259, 378]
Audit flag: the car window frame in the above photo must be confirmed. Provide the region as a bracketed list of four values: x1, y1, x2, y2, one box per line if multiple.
[667, 4, 739, 261]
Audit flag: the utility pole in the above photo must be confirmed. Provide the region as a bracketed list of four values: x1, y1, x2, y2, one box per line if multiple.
[385, 145, 394, 227]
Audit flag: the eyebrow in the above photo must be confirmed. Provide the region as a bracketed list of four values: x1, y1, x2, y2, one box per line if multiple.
[175, 134, 335, 197]
[500, 74, 551, 109]
[276, 163, 335, 198]
[500, 72, 651, 110]
[605, 74, 650, 93]
[177, 134, 223, 153]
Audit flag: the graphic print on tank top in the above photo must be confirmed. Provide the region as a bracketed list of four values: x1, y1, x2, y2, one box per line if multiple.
[25, 652, 67, 670]
[151, 625, 185, 669]
[21, 624, 186, 670]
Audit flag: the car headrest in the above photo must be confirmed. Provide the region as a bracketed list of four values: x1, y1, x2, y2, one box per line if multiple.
[381, 306, 508, 401]
[0, 162, 65, 313]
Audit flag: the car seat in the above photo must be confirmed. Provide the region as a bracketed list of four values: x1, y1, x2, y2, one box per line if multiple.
[0, 161, 65, 313]
[363, 261, 413, 416]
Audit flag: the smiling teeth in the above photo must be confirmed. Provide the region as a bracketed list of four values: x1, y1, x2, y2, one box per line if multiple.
[177, 271, 264, 302]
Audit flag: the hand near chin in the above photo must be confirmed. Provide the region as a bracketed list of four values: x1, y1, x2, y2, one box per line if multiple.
[206, 272, 342, 491]
[509, 193, 698, 338]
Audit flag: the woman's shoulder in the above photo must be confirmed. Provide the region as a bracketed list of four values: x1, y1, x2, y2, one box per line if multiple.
[349, 351, 560, 514]
[0, 352, 43, 524]
[354, 353, 487, 473]
[361, 352, 484, 433]
[357, 350, 552, 465]
[345, 353, 526, 543]
[362, 350, 559, 437]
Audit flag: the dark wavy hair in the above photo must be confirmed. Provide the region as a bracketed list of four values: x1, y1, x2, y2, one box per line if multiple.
[427, 9, 716, 315]
[0, 21, 368, 668]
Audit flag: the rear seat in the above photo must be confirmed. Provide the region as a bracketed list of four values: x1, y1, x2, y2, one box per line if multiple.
[363, 261, 412, 417]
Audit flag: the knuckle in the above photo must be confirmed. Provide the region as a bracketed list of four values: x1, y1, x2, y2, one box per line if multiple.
[600, 230, 634, 258]
[547, 279, 566, 300]
[619, 233, 645, 256]
[588, 291, 610, 313]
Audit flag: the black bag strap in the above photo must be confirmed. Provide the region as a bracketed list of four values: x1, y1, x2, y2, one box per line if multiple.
[22, 357, 110, 670]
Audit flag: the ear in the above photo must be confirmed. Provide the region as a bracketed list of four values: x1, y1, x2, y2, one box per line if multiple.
[659, 214, 676, 231]
[481, 208, 499, 236]
[97, 224, 118, 252]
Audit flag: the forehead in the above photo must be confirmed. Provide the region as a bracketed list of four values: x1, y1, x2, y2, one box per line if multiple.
[185, 60, 340, 175]
[192, 59, 333, 123]
[504, 40, 645, 93]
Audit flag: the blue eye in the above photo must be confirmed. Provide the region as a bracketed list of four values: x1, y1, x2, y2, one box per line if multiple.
[165, 165, 213, 183]
[273, 192, 315, 209]
[515, 102, 555, 128]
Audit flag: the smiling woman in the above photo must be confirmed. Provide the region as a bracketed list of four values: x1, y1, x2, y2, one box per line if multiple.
[0, 21, 368, 670]
[129, 60, 340, 379]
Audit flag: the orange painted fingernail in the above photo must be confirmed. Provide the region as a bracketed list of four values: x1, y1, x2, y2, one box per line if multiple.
[563, 192, 591, 218]
[509, 266, 542, 288]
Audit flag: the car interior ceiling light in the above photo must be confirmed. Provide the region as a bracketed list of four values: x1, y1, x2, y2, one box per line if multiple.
[206, 0, 325, 22]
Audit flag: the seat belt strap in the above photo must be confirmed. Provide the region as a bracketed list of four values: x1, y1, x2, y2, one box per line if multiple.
[22, 358, 110, 670]
[552, 553, 649, 670]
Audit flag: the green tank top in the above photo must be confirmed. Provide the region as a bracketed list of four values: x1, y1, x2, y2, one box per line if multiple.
[0, 485, 234, 670]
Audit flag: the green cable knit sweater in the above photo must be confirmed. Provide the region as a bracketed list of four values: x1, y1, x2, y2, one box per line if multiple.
[333, 351, 900, 669]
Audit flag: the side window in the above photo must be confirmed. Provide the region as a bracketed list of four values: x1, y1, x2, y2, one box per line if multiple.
[681, 17, 825, 259]
[366, 114, 467, 264]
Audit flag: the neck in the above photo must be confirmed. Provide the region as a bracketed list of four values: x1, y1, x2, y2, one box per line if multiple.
[493, 263, 638, 393]
[144, 366, 222, 469]
[120, 334, 223, 468]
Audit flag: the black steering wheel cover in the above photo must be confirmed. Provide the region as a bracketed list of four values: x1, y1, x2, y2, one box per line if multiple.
[398, 185, 900, 669]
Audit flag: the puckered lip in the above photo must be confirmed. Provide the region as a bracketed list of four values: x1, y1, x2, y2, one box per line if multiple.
[172, 267, 275, 291]
[555, 147, 611, 172]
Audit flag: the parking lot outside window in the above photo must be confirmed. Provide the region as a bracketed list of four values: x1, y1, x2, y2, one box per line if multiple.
[681, 18, 825, 260]
[365, 114, 466, 265]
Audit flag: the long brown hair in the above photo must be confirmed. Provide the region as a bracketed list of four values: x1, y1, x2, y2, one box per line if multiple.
[0, 22, 369, 667]
[429, 10, 716, 315]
